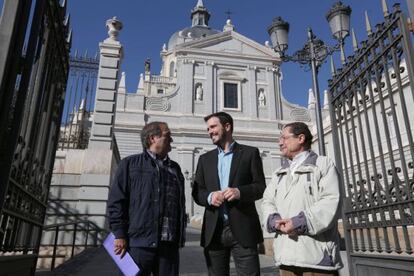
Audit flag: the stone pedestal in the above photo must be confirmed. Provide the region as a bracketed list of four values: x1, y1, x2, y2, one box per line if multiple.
[89, 17, 123, 150]
[42, 18, 124, 257]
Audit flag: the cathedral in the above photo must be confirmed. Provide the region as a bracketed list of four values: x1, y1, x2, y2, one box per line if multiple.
[114, 0, 311, 218]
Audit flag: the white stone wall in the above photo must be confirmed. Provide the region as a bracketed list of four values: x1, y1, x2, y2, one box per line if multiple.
[45, 148, 117, 228]
[114, 30, 312, 224]
[114, 118, 281, 220]
[314, 59, 414, 197]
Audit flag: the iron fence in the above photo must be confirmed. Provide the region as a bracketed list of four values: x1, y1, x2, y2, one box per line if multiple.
[328, 3, 414, 275]
[0, 0, 71, 274]
[58, 54, 99, 150]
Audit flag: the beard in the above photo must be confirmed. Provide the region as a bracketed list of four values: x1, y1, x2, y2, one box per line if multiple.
[211, 131, 228, 146]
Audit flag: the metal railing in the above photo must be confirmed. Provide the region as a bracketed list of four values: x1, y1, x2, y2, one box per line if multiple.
[328, 3, 414, 275]
[38, 220, 107, 270]
[58, 54, 99, 150]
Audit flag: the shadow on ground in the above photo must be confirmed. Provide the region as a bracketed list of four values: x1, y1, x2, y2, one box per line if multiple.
[36, 227, 279, 276]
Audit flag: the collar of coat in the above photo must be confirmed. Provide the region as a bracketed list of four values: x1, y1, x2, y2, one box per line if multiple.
[276, 150, 318, 176]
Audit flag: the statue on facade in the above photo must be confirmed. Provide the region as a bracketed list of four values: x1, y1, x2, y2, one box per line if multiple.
[144, 58, 151, 73]
[195, 84, 203, 101]
[258, 89, 266, 106]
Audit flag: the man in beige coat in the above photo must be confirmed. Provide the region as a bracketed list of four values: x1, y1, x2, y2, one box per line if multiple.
[262, 122, 342, 276]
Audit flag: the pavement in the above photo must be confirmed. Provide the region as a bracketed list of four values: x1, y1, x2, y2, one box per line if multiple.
[36, 227, 279, 275]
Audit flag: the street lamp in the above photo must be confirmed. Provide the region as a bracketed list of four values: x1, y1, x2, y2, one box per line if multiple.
[268, 2, 351, 156]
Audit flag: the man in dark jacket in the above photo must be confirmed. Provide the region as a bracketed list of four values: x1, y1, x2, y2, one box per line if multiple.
[107, 122, 186, 276]
[192, 112, 266, 276]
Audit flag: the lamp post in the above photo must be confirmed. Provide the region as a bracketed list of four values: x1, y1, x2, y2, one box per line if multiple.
[184, 169, 195, 217]
[268, 2, 351, 156]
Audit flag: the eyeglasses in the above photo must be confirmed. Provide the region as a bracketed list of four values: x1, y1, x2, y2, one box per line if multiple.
[278, 134, 297, 141]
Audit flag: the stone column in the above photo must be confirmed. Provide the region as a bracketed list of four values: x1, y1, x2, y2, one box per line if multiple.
[267, 66, 279, 120]
[205, 61, 215, 114]
[81, 17, 123, 229]
[247, 65, 258, 118]
[176, 146, 195, 217]
[180, 59, 195, 114]
[89, 17, 123, 149]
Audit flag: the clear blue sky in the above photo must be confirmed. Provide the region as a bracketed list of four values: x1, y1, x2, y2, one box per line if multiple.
[1, 0, 411, 107]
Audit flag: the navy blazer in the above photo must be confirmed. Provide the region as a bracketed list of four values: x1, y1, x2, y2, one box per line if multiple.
[192, 142, 266, 247]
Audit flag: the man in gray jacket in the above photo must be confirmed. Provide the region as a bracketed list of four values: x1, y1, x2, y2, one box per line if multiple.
[262, 122, 342, 276]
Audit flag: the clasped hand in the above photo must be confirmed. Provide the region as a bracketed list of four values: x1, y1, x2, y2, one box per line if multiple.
[211, 188, 240, 207]
[275, 218, 297, 237]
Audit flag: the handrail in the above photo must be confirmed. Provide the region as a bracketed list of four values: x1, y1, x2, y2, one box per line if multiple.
[39, 220, 108, 270]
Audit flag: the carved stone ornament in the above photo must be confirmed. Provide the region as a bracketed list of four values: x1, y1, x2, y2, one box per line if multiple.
[106, 16, 123, 41]
[146, 97, 171, 112]
[258, 89, 266, 107]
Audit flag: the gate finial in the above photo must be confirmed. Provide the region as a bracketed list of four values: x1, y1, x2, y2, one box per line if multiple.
[66, 28, 72, 45]
[64, 14, 70, 27]
[330, 55, 336, 76]
[351, 29, 358, 52]
[381, 0, 389, 18]
[340, 46, 346, 65]
[365, 11, 372, 36]
[323, 90, 329, 110]
[61, 0, 67, 14]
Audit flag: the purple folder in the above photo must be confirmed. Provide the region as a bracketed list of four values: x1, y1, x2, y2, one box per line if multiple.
[103, 233, 140, 276]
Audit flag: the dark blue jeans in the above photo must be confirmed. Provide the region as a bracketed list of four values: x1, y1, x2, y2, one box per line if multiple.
[204, 224, 260, 276]
[127, 242, 179, 276]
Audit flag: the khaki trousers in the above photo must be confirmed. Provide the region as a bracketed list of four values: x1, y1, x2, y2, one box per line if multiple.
[280, 265, 339, 276]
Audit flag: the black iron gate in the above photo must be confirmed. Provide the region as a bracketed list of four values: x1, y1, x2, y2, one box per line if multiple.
[58, 53, 99, 150]
[0, 0, 70, 275]
[328, 4, 414, 276]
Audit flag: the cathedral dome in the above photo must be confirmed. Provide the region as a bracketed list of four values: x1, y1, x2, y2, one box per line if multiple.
[167, 0, 220, 50]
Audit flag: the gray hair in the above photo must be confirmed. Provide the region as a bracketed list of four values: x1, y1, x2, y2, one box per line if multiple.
[140, 122, 167, 149]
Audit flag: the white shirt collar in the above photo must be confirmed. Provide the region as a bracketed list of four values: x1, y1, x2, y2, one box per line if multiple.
[289, 150, 310, 175]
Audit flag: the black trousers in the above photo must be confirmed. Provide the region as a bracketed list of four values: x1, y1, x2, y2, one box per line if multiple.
[128, 241, 179, 276]
[204, 221, 260, 276]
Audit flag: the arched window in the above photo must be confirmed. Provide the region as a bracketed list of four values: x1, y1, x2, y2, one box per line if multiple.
[169, 61, 175, 77]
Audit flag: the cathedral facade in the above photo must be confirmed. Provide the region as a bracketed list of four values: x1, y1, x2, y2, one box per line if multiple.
[114, 0, 311, 219]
